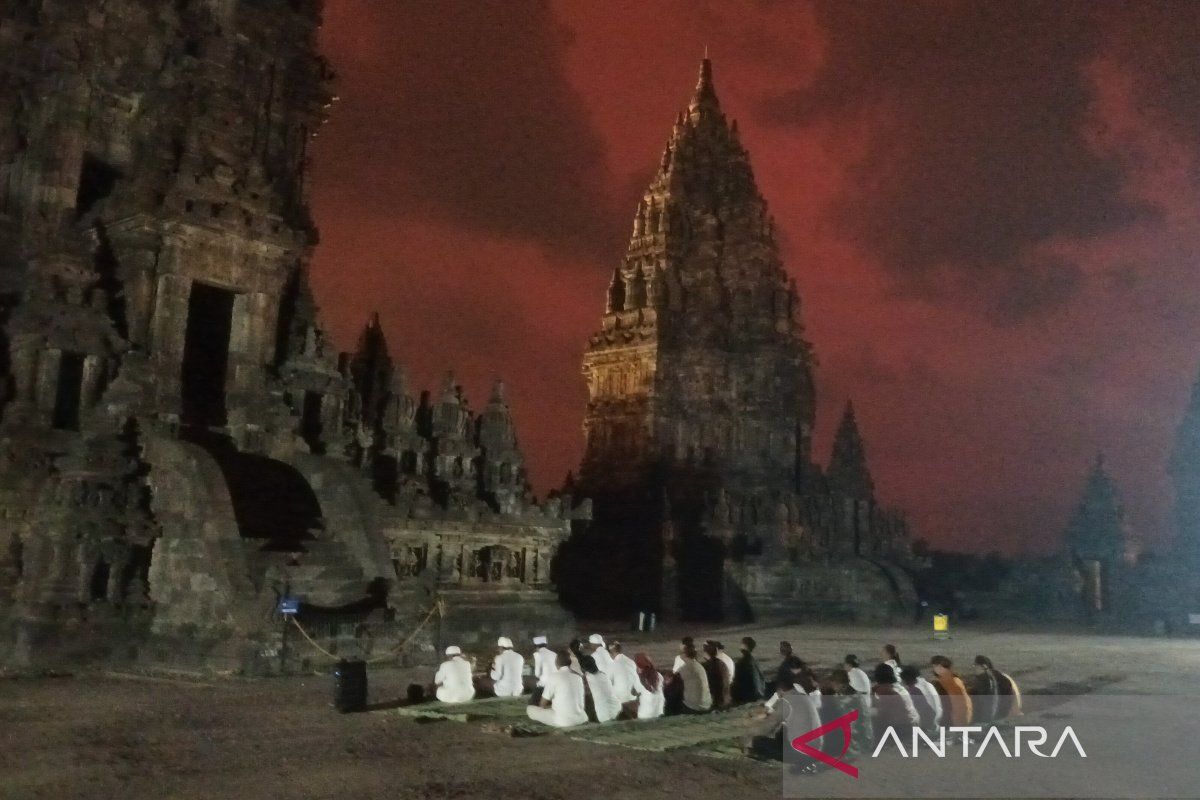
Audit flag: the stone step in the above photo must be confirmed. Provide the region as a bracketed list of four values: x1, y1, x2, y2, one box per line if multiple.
[297, 580, 371, 608]
[299, 539, 351, 558]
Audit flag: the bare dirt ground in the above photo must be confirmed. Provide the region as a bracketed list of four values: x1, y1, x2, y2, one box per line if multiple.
[2, 621, 1197, 800]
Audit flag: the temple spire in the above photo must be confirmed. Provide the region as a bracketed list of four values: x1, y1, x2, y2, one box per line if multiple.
[349, 311, 392, 429]
[689, 57, 719, 114]
[828, 400, 874, 500]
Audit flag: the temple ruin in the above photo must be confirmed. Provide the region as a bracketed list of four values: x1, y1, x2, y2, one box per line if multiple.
[566, 59, 915, 622]
[0, 1, 581, 671]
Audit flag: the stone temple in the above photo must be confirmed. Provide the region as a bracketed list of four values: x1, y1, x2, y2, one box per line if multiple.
[0, 1, 581, 671]
[565, 59, 915, 622]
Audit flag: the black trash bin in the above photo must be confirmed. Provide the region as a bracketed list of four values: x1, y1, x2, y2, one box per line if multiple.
[334, 659, 367, 713]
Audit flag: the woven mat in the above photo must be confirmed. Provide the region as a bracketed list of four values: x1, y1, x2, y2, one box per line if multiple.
[392, 699, 761, 755]
[392, 696, 532, 723]
[562, 711, 761, 752]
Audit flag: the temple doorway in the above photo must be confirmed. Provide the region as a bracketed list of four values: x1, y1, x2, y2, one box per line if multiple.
[181, 282, 235, 428]
[51, 351, 85, 430]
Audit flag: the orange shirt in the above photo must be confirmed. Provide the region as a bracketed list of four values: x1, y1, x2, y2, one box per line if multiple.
[937, 672, 973, 726]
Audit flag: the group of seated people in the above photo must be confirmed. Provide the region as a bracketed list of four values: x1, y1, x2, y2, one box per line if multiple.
[746, 643, 1024, 762]
[431, 633, 670, 727]
[430, 634, 1023, 753]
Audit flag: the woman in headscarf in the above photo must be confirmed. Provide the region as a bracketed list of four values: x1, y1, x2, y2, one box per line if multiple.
[967, 654, 999, 723]
[976, 655, 1022, 719]
[881, 644, 902, 673]
[632, 652, 665, 720]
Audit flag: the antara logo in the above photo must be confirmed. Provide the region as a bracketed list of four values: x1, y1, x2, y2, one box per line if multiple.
[791, 710, 1088, 779]
[872, 726, 1088, 759]
[791, 709, 860, 778]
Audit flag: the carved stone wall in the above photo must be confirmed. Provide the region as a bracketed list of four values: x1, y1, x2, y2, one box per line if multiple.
[0, 2, 580, 669]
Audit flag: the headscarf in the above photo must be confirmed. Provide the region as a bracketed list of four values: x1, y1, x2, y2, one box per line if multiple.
[635, 652, 660, 692]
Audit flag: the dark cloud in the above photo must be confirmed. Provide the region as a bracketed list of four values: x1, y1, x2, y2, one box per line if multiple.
[757, 1, 1153, 320]
[317, 0, 622, 262]
[1102, 2, 1200, 152]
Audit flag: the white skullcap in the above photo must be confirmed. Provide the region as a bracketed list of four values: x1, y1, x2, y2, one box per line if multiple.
[587, 633, 605, 646]
[444, 645, 462, 656]
[532, 635, 548, 646]
[497, 636, 513, 648]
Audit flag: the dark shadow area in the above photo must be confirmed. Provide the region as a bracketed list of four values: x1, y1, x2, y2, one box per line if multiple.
[180, 282, 234, 429]
[51, 351, 84, 431]
[300, 390, 325, 455]
[181, 429, 322, 549]
[75, 153, 122, 219]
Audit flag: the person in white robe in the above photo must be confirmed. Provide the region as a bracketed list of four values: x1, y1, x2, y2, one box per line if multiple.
[489, 636, 525, 697]
[527, 650, 588, 728]
[587, 633, 615, 677]
[581, 655, 622, 722]
[631, 652, 665, 720]
[607, 641, 640, 704]
[531, 635, 556, 688]
[434, 645, 475, 704]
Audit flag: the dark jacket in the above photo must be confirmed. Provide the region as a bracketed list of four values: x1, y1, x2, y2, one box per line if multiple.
[995, 670, 1021, 719]
[703, 657, 730, 708]
[732, 651, 767, 703]
[905, 684, 937, 729]
[775, 654, 803, 687]
[968, 670, 999, 723]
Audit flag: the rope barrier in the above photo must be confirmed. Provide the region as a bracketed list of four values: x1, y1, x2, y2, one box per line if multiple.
[289, 615, 339, 661]
[364, 596, 445, 664]
[285, 595, 446, 665]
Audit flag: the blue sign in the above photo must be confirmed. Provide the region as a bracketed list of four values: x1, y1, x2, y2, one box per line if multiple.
[278, 596, 301, 616]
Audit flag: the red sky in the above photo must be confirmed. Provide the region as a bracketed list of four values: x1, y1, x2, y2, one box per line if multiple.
[309, 1, 1200, 556]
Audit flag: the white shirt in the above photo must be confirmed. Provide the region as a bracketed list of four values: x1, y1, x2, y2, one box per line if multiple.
[874, 685, 920, 725]
[672, 654, 684, 673]
[632, 673, 665, 720]
[678, 659, 712, 712]
[716, 651, 736, 684]
[532, 646, 556, 687]
[591, 646, 615, 676]
[489, 648, 525, 697]
[847, 666, 873, 706]
[535, 666, 587, 727]
[586, 670, 623, 722]
[434, 656, 475, 704]
[913, 676, 943, 725]
[609, 652, 640, 701]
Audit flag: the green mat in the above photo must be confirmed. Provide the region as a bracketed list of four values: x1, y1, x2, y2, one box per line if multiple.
[391, 699, 762, 755]
[392, 696, 532, 723]
[563, 711, 760, 752]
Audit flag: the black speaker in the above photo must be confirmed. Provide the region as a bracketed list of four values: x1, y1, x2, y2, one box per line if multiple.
[334, 659, 368, 713]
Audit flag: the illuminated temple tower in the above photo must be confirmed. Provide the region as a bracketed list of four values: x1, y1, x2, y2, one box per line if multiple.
[572, 59, 913, 621]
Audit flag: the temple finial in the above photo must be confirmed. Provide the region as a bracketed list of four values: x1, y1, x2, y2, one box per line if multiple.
[691, 55, 717, 109]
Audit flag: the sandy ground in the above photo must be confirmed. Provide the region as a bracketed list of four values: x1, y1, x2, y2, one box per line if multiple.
[2, 621, 1197, 800]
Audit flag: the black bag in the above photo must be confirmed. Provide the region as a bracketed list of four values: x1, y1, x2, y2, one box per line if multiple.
[334, 659, 368, 713]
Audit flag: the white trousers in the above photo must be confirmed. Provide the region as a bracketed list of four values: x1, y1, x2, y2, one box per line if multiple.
[526, 705, 582, 728]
